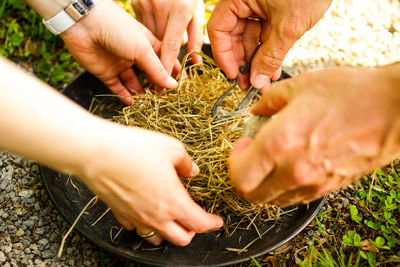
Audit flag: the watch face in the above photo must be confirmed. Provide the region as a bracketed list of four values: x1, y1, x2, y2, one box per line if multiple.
[81, 0, 95, 9]
[72, 1, 88, 15]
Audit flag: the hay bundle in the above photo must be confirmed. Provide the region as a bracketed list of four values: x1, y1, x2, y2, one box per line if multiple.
[113, 52, 280, 231]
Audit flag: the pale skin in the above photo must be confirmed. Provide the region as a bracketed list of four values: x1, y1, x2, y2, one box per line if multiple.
[131, 0, 205, 75]
[207, 0, 332, 91]
[229, 64, 400, 207]
[0, 0, 224, 245]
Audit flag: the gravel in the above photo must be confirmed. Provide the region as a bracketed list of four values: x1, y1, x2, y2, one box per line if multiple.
[1, 0, 400, 265]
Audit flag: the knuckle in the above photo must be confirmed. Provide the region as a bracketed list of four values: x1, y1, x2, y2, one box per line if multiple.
[281, 22, 304, 41]
[291, 162, 315, 186]
[162, 39, 181, 53]
[258, 49, 283, 73]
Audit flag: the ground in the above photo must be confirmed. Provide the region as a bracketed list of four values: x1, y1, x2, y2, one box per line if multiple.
[0, 0, 400, 266]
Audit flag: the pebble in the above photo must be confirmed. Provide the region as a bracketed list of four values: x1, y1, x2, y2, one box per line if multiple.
[23, 220, 34, 228]
[15, 228, 24, 237]
[18, 190, 34, 198]
[0, 251, 5, 262]
[1, 165, 14, 181]
[38, 238, 49, 247]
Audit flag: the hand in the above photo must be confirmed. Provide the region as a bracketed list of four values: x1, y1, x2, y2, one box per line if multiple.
[60, 0, 179, 105]
[207, 0, 331, 91]
[78, 124, 223, 246]
[131, 0, 205, 74]
[229, 65, 400, 207]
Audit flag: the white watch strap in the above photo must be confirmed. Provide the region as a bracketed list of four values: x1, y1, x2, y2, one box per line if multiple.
[42, 0, 99, 35]
[42, 10, 75, 35]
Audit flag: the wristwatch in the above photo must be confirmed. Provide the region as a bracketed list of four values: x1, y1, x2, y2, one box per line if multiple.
[42, 0, 98, 35]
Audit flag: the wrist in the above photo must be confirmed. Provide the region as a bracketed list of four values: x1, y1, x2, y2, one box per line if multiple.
[25, 0, 71, 19]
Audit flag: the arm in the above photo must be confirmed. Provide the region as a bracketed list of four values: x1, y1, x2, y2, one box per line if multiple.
[25, 0, 178, 105]
[0, 57, 223, 245]
[229, 64, 400, 207]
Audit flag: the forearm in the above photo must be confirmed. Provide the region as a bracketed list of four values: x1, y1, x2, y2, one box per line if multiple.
[25, 0, 71, 19]
[0, 57, 109, 175]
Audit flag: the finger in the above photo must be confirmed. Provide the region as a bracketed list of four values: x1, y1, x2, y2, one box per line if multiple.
[113, 213, 135, 230]
[238, 19, 261, 90]
[186, 2, 205, 65]
[174, 148, 199, 178]
[251, 78, 299, 116]
[172, 58, 182, 79]
[139, 0, 157, 36]
[175, 201, 223, 234]
[158, 221, 196, 247]
[268, 185, 321, 207]
[131, 0, 144, 23]
[136, 223, 164, 246]
[228, 134, 275, 195]
[135, 42, 178, 89]
[152, 0, 168, 39]
[250, 27, 297, 88]
[160, 10, 193, 74]
[271, 67, 282, 81]
[103, 76, 134, 105]
[119, 67, 144, 95]
[231, 136, 254, 156]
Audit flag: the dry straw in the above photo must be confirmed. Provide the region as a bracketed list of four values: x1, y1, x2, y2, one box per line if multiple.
[112, 51, 280, 233]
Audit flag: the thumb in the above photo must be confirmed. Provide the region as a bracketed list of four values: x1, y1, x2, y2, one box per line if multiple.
[231, 136, 253, 157]
[250, 30, 296, 89]
[251, 77, 298, 116]
[229, 133, 274, 195]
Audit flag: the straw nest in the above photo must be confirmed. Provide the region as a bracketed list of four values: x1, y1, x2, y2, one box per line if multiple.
[112, 51, 280, 231]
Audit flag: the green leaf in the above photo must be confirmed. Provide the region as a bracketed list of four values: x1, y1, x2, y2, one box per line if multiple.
[367, 251, 376, 267]
[374, 236, 385, 247]
[39, 60, 51, 74]
[384, 211, 391, 219]
[350, 205, 362, 223]
[388, 218, 397, 225]
[375, 168, 384, 176]
[60, 52, 71, 62]
[9, 31, 24, 46]
[388, 238, 398, 247]
[365, 220, 380, 230]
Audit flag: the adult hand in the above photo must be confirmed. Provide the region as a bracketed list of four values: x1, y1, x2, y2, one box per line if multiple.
[79, 125, 223, 246]
[61, 0, 179, 105]
[229, 65, 400, 207]
[131, 0, 205, 74]
[207, 0, 331, 91]
[0, 56, 223, 247]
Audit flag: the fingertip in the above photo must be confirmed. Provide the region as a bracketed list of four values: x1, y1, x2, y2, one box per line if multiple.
[251, 73, 270, 89]
[231, 137, 253, 156]
[165, 76, 178, 88]
[271, 68, 282, 81]
[190, 162, 200, 177]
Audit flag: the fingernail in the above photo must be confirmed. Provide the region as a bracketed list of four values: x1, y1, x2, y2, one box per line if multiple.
[191, 162, 200, 176]
[251, 73, 269, 89]
[166, 76, 178, 88]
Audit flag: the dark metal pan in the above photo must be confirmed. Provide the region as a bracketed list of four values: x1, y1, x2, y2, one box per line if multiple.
[40, 44, 326, 266]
